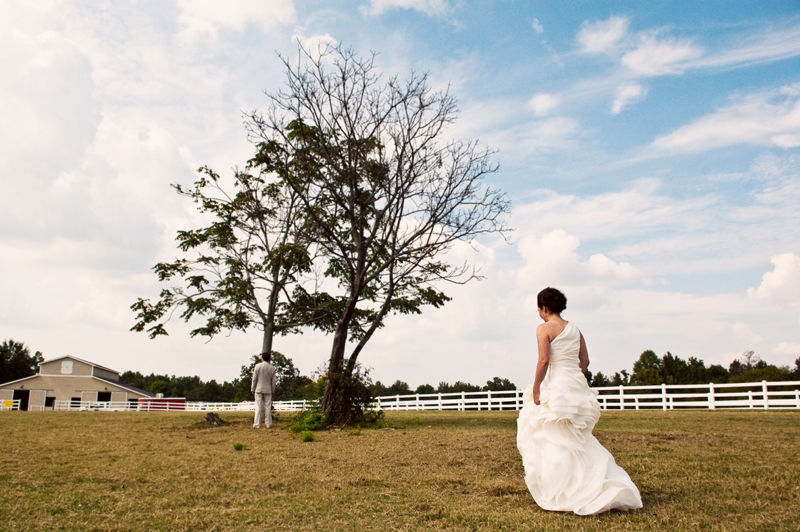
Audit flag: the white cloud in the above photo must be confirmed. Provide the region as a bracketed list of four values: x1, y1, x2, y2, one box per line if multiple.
[361, 0, 448, 17]
[732, 322, 763, 343]
[176, 0, 295, 42]
[528, 92, 560, 116]
[621, 33, 703, 76]
[773, 342, 800, 357]
[516, 230, 644, 296]
[689, 24, 800, 71]
[747, 253, 800, 302]
[611, 83, 646, 114]
[576, 16, 629, 55]
[651, 84, 800, 154]
[532, 18, 544, 34]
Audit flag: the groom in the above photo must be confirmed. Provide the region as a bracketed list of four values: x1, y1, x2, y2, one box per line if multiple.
[251, 351, 277, 428]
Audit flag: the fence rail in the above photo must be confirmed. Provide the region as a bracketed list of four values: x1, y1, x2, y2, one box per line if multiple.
[375, 380, 800, 412]
[49, 399, 311, 412]
[1, 399, 21, 411]
[11, 380, 799, 413]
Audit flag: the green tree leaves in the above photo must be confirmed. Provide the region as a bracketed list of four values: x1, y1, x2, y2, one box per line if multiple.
[0, 340, 43, 384]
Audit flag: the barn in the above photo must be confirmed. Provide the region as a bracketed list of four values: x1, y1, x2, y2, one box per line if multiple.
[0, 355, 153, 411]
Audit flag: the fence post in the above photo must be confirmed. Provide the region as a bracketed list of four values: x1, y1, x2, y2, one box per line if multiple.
[488, 390, 493, 411]
[396, 394, 400, 410]
[748, 390, 754, 409]
[795, 389, 800, 409]
[619, 385, 625, 410]
[635, 396, 639, 410]
[708, 383, 715, 410]
[661, 383, 667, 410]
[461, 391, 465, 411]
[762, 380, 769, 410]
[415, 393, 420, 411]
[438, 393, 442, 411]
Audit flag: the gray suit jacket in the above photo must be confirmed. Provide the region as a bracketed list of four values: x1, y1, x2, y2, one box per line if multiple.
[251, 361, 277, 395]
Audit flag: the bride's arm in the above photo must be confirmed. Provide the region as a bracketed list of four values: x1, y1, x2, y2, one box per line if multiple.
[578, 333, 589, 374]
[533, 325, 551, 405]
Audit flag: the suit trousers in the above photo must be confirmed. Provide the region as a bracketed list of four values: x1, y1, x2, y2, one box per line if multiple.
[254, 392, 273, 428]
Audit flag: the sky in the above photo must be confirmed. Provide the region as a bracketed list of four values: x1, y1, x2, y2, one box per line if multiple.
[2, 0, 800, 389]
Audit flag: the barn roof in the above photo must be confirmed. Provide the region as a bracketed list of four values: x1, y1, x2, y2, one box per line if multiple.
[40, 355, 120, 375]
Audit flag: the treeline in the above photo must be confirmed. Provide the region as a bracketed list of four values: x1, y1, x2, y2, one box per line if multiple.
[588, 350, 800, 388]
[372, 377, 516, 396]
[0, 340, 43, 384]
[120, 352, 319, 402]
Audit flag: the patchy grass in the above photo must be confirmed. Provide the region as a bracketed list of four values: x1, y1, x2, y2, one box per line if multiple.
[0, 410, 798, 531]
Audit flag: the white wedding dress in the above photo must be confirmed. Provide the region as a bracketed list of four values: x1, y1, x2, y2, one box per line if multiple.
[517, 321, 642, 515]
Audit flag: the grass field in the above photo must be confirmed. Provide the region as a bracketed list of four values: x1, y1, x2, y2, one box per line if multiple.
[1, 409, 798, 532]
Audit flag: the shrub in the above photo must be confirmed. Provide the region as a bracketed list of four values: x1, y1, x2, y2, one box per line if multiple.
[357, 409, 386, 429]
[321, 361, 377, 425]
[348, 428, 361, 436]
[301, 431, 314, 442]
[290, 410, 328, 433]
[233, 443, 244, 451]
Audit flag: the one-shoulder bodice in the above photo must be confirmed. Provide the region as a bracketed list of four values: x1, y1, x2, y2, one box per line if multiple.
[548, 321, 580, 373]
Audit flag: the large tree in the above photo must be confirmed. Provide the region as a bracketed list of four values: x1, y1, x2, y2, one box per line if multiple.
[0, 340, 43, 384]
[247, 44, 510, 419]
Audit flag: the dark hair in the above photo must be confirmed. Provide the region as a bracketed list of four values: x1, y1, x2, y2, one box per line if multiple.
[261, 351, 271, 362]
[537, 287, 567, 314]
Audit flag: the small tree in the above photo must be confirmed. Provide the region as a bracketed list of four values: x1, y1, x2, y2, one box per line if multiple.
[0, 340, 43, 384]
[247, 44, 510, 421]
[131, 163, 333, 357]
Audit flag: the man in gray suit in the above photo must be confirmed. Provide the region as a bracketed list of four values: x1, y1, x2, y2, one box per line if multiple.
[251, 351, 277, 428]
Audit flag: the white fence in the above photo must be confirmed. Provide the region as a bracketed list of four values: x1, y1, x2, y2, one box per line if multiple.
[375, 380, 800, 411]
[1, 399, 21, 411]
[49, 399, 310, 412]
[15, 380, 799, 413]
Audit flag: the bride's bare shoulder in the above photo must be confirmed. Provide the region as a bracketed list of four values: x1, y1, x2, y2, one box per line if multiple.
[536, 320, 562, 340]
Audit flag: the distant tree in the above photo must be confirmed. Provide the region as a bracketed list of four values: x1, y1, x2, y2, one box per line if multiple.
[707, 364, 730, 383]
[387, 380, 413, 396]
[630, 350, 661, 385]
[590, 372, 610, 387]
[415, 383, 435, 394]
[611, 370, 629, 386]
[437, 381, 481, 393]
[684, 357, 711, 384]
[740, 350, 761, 369]
[729, 362, 793, 383]
[483, 377, 516, 391]
[0, 340, 44, 384]
[272, 352, 314, 400]
[660, 352, 689, 384]
[371, 380, 388, 397]
[236, 351, 314, 401]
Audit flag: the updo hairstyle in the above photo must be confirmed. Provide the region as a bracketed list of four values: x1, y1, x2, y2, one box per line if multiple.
[537, 287, 567, 314]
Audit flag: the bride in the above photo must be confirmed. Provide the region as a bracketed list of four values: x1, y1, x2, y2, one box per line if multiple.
[517, 287, 642, 515]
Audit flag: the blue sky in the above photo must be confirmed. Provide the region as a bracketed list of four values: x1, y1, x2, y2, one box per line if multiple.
[2, 0, 799, 387]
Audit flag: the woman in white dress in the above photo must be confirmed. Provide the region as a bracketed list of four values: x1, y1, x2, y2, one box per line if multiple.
[517, 287, 642, 515]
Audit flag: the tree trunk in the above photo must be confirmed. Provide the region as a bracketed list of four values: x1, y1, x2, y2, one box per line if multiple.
[261, 320, 274, 355]
[320, 294, 359, 415]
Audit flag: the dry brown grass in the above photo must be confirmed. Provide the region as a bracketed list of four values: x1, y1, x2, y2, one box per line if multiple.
[0, 409, 798, 531]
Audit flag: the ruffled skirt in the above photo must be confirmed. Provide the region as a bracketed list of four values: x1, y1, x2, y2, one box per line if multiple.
[516, 368, 642, 515]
